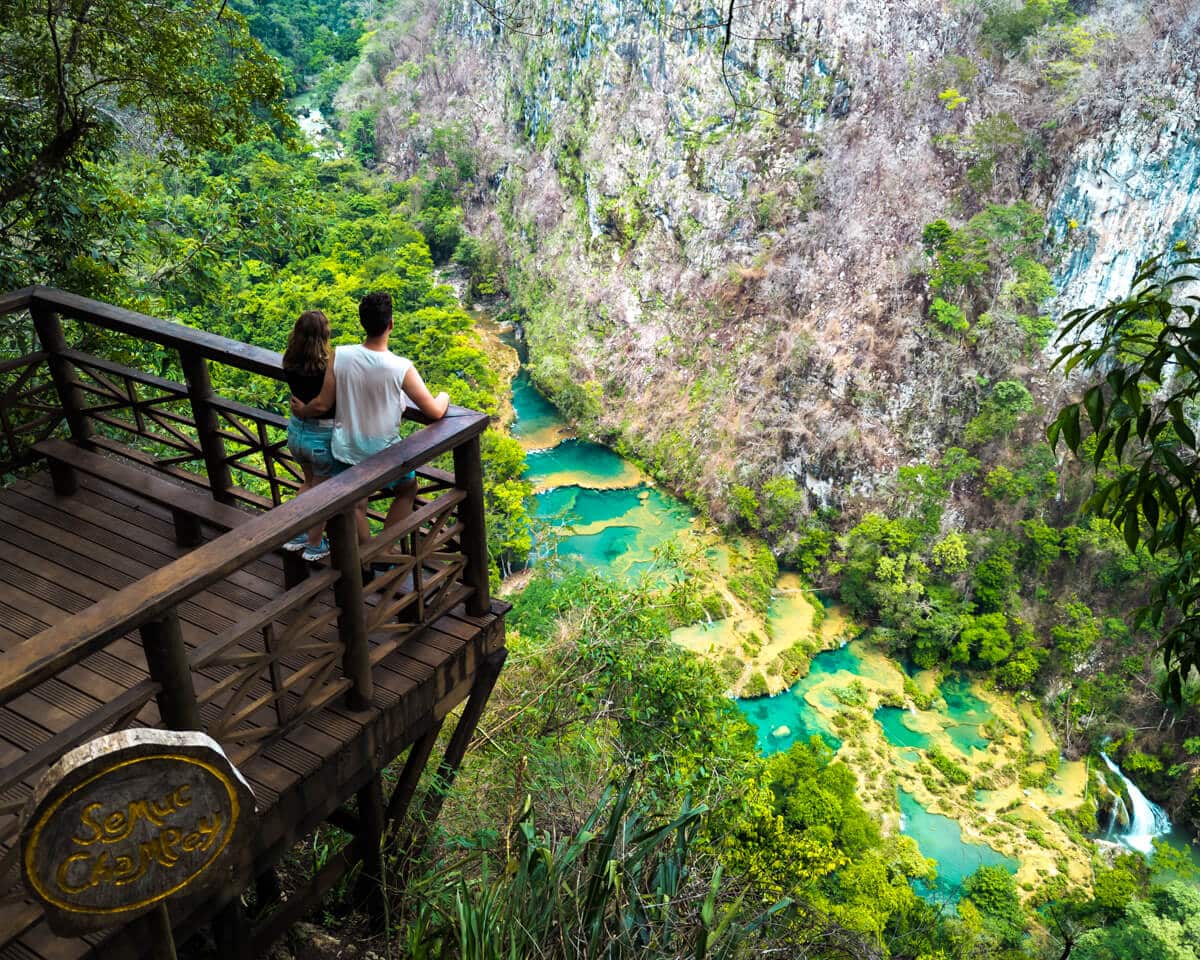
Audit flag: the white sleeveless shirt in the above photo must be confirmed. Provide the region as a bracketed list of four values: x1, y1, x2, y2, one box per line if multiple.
[330, 344, 414, 465]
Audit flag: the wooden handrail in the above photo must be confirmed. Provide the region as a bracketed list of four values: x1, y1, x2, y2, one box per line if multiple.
[0, 407, 489, 708]
[1, 287, 474, 424]
[30, 286, 282, 378]
[0, 286, 34, 315]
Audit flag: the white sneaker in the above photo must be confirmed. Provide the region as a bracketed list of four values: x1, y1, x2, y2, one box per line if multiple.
[282, 533, 309, 552]
[302, 538, 331, 563]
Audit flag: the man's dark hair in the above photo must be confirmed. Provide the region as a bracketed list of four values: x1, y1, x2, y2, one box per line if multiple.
[359, 291, 393, 337]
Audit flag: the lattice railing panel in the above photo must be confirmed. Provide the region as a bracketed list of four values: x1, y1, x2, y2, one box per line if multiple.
[211, 399, 302, 508]
[0, 345, 61, 474]
[360, 488, 469, 635]
[191, 569, 346, 749]
[70, 352, 206, 474]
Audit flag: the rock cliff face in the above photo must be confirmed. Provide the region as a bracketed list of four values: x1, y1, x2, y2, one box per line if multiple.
[369, 0, 1199, 526]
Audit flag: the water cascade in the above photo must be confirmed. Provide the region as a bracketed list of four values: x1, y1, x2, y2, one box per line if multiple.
[1100, 753, 1172, 854]
[1107, 795, 1129, 834]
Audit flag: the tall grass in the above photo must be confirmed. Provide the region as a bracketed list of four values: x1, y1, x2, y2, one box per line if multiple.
[401, 780, 789, 960]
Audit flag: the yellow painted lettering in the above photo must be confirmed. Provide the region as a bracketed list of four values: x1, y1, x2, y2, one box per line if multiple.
[158, 829, 182, 868]
[55, 852, 94, 895]
[87, 851, 114, 887]
[103, 807, 132, 842]
[73, 803, 104, 846]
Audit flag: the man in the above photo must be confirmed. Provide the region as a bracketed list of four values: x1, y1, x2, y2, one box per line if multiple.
[290, 291, 449, 546]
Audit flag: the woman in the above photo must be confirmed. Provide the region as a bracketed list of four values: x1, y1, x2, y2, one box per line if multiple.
[282, 309, 336, 561]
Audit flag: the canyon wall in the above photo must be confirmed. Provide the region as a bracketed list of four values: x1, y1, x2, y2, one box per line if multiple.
[361, 0, 1200, 526]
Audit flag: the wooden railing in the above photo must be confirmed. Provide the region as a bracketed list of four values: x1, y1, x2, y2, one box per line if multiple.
[0, 286, 494, 893]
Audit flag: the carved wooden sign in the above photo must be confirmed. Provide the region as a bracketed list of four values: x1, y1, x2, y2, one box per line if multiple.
[20, 729, 255, 935]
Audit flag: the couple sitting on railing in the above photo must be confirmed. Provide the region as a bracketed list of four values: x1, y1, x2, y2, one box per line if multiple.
[281, 291, 450, 562]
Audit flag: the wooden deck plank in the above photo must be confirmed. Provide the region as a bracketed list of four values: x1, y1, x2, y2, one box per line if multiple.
[0, 491, 272, 625]
[42, 474, 287, 584]
[0, 508, 235, 640]
[21, 477, 292, 604]
[18, 477, 285, 603]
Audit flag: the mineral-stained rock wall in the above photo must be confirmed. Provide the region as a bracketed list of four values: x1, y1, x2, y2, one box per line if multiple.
[368, 0, 1199, 528]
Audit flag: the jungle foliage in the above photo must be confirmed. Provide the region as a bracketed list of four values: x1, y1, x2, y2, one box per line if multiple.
[0, 0, 289, 292]
[0, 0, 531, 579]
[375, 568, 990, 960]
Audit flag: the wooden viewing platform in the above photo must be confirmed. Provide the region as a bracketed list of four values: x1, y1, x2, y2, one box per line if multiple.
[0, 287, 510, 959]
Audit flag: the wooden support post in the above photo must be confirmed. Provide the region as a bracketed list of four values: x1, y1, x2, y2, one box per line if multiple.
[353, 776, 387, 928]
[30, 300, 90, 444]
[328, 508, 372, 710]
[282, 550, 309, 590]
[47, 458, 76, 497]
[180, 348, 233, 504]
[139, 610, 205, 958]
[405, 649, 506, 866]
[453, 434, 490, 616]
[139, 610, 200, 731]
[147, 903, 178, 960]
[170, 508, 202, 548]
[254, 868, 283, 915]
[213, 899, 252, 960]
[384, 719, 444, 833]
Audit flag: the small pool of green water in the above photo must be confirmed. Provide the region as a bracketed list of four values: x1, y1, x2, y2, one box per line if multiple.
[510, 369, 564, 448]
[734, 644, 865, 754]
[738, 694, 841, 754]
[874, 674, 994, 755]
[525, 438, 644, 490]
[535, 484, 695, 578]
[899, 790, 1017, 900]
[876, 708, 934, 750]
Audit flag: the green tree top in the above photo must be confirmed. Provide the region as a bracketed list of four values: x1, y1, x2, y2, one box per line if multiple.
[1, 0, 287, 199]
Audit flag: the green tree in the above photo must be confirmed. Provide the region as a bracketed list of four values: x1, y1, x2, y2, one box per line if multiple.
[729, 483, 760, 527]
[965, 379, 1035, 445]
[761, 475, 804, 533]
[346, 109, 377, 167]
[1051, 599, 1100, 669]
[972, 538, 1018, 612]
[0, 0, 287, 288]
[1020, 517, 1062, 576]
[961, 864, 1025, 947]
[962, 612, 1013, 665]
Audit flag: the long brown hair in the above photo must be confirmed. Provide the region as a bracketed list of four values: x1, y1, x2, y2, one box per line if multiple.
[283, 310, 331, 374]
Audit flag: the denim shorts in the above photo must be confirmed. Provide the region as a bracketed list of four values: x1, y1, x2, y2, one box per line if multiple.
[331, 457, 415, 493]
[286, 416, 335, 478]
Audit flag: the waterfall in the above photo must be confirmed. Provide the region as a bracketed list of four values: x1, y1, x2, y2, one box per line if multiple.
[1106, 795, 1129, 835]
[1100, 753, 1172, 854]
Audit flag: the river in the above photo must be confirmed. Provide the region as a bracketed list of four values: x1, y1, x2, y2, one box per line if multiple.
[499, 325, 1192, 899]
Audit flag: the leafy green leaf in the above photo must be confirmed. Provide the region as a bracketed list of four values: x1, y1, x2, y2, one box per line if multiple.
[1124, 511, 1140, 553]
[1083, 386, 1104, 430]
[1062, 404, 1081, 450]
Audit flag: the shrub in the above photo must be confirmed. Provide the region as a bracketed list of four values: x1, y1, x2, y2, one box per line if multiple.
[729, 484, 760, 527]
[744, 672, 769, 697]
[930, 297, 969, 332]
[964, 379, 1035, 445]
[981, 0, 1074, 55]
[927, 747, 971, 785]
